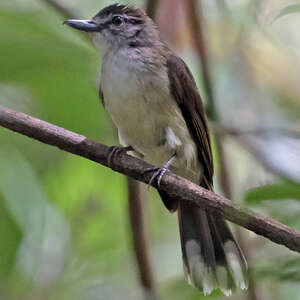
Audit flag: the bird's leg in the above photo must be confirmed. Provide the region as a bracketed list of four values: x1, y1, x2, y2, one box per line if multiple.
[107, 145, 133, 167]
[146, 153, 176, 188]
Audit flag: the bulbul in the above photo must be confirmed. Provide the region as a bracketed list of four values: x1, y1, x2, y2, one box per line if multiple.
[64, 4, 248, 296]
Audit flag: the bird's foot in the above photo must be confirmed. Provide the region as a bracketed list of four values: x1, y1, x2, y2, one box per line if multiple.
[145, 154, 176, 188]
[107, 145, 133, 167]
[145, 166, 168, 188]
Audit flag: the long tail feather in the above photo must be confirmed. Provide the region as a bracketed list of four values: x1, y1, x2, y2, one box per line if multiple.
[177, 201, 248, 296]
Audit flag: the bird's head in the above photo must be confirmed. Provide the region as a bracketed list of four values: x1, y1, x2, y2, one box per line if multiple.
[64, 4, 159, 55]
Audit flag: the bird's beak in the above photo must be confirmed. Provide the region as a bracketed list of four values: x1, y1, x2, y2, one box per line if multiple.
[63, 19, 100, 32]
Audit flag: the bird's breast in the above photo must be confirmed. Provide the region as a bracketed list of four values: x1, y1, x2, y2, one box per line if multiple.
[100, 51, 201, 181]
[101, 51, 171, 148]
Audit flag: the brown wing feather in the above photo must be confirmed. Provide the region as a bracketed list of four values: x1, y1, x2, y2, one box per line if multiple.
[167, 54, 214, 188]
[166, 56, 248, 293]
[99, 82, 105, 107]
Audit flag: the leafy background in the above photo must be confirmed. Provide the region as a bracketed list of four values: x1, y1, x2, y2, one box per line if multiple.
[0, 0, 300, 299]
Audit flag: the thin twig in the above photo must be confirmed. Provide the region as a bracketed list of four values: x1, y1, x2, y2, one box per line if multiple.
[43, 0, 92, 44]
[187, 1, 260, 299]
[222, 126, 300, 139]
[125, 3, 161, 299]
[43, 0, 78, 19]
[41, 1, 157, 297]
[214, 133, 233, 198]
[127, 179, 159, 300]
[215, 0, 231, 16]
[186, 0, 217, 120]
[1, 105, 300, 253]
[146, 0, 160, 20]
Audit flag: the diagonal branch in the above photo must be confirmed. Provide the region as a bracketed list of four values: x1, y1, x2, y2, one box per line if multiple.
[127, 179, 158, 299]
[43, 0, 92, 44]
[146, 0, 160, 20]
[186, 0, 217, 121]
[43, 0, 78, 19]
[41, 1, 158, 297]
[187, 2, 261, 299]
[125, 2, 161, 299]
[1, 104, 300, 253]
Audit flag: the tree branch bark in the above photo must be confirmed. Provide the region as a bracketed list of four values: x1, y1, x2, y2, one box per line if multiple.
[126, 3, 161, 299]
[43, 0, 78, 19]
[186, 0, 217, 121]
[43, 0, 92, 44]
[187, 2, 261, 299]
[146, 0, 160, 20]
[40, 1, 158, 297]
[1, 105, 300, 253]
[127, 179, 158, 299]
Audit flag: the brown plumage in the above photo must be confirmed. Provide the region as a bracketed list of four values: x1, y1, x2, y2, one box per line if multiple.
[64, 3, 248, 295]
[95, 4, 146, 21]
[165, 53, 248, 294]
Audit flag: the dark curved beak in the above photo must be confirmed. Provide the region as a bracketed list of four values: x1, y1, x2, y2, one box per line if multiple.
[63, 19, 100, 32]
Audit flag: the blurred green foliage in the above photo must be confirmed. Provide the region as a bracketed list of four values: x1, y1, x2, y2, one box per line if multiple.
[245, 181, 300, 203]
[273, 3, 300, 23]
[0, 0, 300, 300]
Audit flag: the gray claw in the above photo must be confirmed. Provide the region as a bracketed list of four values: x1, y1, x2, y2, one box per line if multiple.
[107, 146, 132, 167]
[148, 167, 168, 188]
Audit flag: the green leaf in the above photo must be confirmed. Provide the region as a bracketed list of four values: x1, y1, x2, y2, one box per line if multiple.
[244, 182, 300, 204]
[273, 3, 300, 23]
[44, 155, 128, 274]
[0, 150, 70, 284]
[0, 194, 22, 278]
[256, 257, 300, 282]
[163, 278, 222, 300]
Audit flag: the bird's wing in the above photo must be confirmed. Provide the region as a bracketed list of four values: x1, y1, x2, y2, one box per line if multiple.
[99, 82, 105, 107]
[167, 54, 214, 188]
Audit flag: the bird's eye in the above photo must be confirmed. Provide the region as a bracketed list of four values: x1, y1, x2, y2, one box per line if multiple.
[112, 16, 123, 26]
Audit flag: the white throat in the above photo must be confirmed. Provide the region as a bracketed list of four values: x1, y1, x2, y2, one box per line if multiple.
[92, 32, 114, 57]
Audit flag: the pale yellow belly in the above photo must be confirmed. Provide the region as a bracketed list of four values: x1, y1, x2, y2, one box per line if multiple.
[101, 52, 202, 183]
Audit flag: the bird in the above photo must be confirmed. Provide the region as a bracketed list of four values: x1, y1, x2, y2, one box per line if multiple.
[64, 4, 248, 296]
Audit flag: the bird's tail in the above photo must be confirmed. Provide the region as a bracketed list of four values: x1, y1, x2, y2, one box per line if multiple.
[177, 199, 248, 296]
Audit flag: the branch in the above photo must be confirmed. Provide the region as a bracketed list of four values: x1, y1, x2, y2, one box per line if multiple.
[1, 105, 300, 253]
[129, 2, 162, 297]
[146, 0, 160, 20]
[127, 179, 158, 299]
[43, 0, 78, 19]
[221, 126, 300, 139]
[186, 0, 217, 120]
[41, 1, 157, 296]
[187, 2, 261, 299]
[43, 0, 92, 44]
